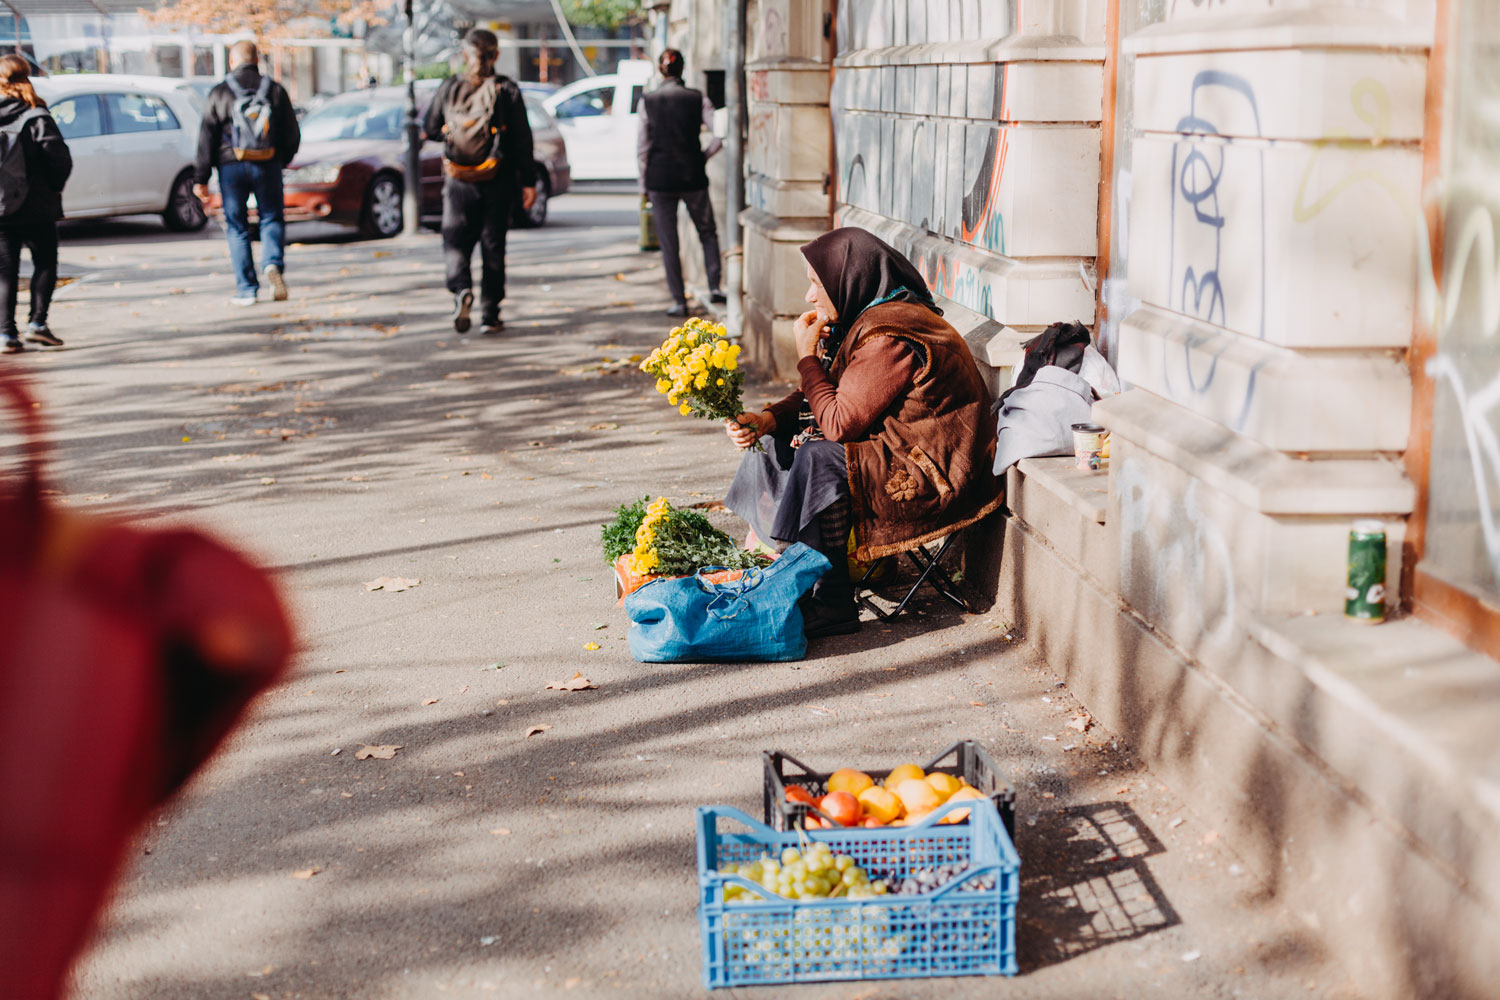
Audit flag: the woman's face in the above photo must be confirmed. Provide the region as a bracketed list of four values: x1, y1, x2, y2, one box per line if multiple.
[805, 264, 838, 321]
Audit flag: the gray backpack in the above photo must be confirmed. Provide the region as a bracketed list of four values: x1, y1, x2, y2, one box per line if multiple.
[441, 78, 502, 180]
[0, 108, 46, 217]
[224, 75, 277, 162]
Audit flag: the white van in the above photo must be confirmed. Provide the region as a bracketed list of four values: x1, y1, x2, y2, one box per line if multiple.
[541, 60, 653, 181]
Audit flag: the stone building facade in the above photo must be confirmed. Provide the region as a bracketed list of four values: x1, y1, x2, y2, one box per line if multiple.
[665, 1, 1500, 993]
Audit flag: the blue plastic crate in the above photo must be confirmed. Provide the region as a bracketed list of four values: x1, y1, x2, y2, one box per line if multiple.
[696, 799, 1020, 988]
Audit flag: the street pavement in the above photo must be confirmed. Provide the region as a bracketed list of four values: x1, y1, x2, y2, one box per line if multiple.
[17, 193, 1364, 999]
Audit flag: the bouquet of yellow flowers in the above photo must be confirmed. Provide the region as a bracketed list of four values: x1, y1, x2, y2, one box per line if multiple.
[640, 318, 754, 441]
[602, 496, 767, 577]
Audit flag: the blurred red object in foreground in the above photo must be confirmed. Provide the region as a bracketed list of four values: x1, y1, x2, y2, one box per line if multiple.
[0, 376, 293, 1000]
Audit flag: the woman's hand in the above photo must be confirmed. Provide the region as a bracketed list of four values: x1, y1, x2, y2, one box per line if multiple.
[793, 309, 828, 360]
[725, 411, 773, 449]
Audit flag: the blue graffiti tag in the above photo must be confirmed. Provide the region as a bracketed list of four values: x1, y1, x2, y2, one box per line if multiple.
[1164, 70, 1267, 431]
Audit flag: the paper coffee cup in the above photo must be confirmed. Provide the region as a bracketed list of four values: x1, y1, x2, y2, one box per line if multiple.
[1071, 422, 1107, 471]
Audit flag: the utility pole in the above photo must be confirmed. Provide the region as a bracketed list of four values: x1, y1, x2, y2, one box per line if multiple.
[402, 0, 422, 236]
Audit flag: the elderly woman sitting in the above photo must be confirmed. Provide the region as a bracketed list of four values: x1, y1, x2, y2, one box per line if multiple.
[725, 228, 1002, 637]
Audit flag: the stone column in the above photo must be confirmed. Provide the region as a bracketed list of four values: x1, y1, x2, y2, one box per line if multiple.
[741, 0, 836, 379]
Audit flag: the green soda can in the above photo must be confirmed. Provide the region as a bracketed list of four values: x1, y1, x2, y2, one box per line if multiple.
[1345, 520, 1388, 623]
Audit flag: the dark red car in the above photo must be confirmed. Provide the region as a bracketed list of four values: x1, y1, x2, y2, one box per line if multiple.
[257, 81, 570, 237]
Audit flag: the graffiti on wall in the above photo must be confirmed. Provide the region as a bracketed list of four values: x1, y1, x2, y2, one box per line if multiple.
[1118, 456, 1239, 652]
[960, 124, 1011, 255]
[1160, 70, 1266, 430]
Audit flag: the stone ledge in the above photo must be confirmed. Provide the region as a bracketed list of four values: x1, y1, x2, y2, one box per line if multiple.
[836, 37, 1108, 68]
[1123, 7, 1433, 56]
[1248, 612, 1500, 908]
[1094, 388, 1414, 515]
[1016, 457, 1109, 524]
[837, 206, 1097, 327]
[1114, 305, 1412, 452]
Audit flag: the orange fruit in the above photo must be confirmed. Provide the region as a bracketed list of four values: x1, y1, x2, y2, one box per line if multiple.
[861, 817, 884, 827]
[857, 786, 903, 824]
[892, 778, 942, 816]
[785, 784, 816, 806]
[940, 785, 987, 824]
[925, 772, 963, 800]
[820, 790, 863, 827]
[827, 768, 874, 796]
[883, 763, 925, 789]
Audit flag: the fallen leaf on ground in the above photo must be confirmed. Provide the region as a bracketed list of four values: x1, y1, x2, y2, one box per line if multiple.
[363, 576, 420, 592]
[480, 662, 504, 671]
[355, 744, 403, 760]
[291, 867, 320, 879]
[444, 370, 478, 380]
[587, 421, 620, 431]
[969, 700, 986, 707]
[524, 724, 552, 738]
[583, 642, 600, 651]
[490, 827, 512, 836]
[1067, 713, 1093, 733]
[422, 698, 439, 705]
[546, 672, 597, 692]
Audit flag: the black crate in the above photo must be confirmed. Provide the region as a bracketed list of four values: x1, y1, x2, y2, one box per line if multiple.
[762, 740, 1017, 842]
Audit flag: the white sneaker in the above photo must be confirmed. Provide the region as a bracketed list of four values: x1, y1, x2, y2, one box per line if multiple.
[263, 264, 287, 301]
[230, 292, 257, 307]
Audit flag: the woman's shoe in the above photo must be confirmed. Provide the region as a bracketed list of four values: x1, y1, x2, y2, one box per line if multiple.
[802, 599, 861, 638]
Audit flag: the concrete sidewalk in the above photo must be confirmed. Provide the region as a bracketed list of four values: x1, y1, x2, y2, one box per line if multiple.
[19, 197, 1361, 999]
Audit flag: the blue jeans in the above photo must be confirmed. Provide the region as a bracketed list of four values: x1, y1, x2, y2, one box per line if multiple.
[218, 160, 285, 295]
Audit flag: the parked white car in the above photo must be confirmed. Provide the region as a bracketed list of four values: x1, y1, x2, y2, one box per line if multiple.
[541, 60, 653, 181]
[34, 74, 207, 231]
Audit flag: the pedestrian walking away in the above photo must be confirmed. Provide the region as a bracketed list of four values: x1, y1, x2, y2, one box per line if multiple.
[0, 55, 71, 355]
[638, 48, 724, 318]
[193, 40, 300, 307]
[424, 27, 536, 336]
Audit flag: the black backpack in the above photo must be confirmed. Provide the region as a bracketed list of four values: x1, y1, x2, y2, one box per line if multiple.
[224, 75, 277, 162]
[441, 77, 505, 181]
[0, 108, 46, 217]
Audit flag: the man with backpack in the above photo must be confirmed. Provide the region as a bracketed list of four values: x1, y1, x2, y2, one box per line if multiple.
[423, 28, 535, 335]
[193, 40, 300, 307]
[638, 48, 725, 318]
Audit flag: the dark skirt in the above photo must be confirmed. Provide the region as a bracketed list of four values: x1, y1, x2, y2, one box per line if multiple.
[725, 434, 848, 550]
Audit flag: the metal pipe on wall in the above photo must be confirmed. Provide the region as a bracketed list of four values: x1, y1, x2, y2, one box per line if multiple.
[401, 0, 421, 237]
[723, 0, 747, 337]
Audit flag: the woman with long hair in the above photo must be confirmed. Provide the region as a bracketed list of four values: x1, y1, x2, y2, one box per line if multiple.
[0, 54, 71, 354]
[422, 27, 536, 335]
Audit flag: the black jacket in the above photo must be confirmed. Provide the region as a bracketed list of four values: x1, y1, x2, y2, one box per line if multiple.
[422, 74, 535, 186]
[193, 66, 300, 184]
[0, 97, 71, 224]
[642, 78, 708, 192]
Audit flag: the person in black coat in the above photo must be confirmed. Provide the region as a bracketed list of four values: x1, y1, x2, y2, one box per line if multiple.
[423, 27, 535, 335]
[0, 55, 71, 354]
[192, 40, 300, 306]
[637, 48, 724, 317]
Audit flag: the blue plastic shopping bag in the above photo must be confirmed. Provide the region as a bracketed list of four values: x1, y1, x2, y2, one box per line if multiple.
[625, 543, 831, 662]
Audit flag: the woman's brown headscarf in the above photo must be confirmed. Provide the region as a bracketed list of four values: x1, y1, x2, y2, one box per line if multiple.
[800, 227, 940, 323]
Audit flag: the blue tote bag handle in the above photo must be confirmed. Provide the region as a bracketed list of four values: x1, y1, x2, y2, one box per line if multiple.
[695, 564, 766, 622]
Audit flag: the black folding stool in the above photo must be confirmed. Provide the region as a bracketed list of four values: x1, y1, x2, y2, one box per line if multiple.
[855, 534, 972, 620]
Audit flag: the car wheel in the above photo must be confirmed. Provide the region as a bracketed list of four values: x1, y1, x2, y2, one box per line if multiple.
[361, 174, 404, 238]
[162, 171, 207, 232]
[515, 172, 549, 229]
